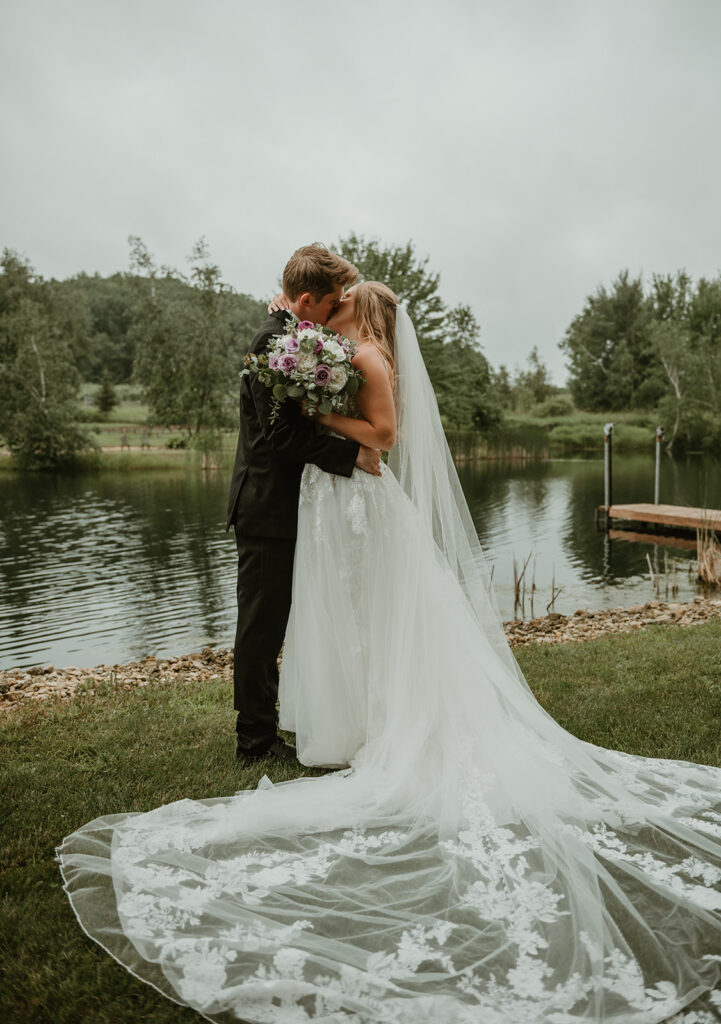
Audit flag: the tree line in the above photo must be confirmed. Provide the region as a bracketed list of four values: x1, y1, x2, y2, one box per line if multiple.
[2, 235, 550, 467]
[0, 241, 267, 466]
[4, 233, 715, 469]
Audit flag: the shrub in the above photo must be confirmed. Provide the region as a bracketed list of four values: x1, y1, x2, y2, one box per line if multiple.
[532, 396, 575, 418]
[95, 374, 118, 415]
[548, 424, 601, 452]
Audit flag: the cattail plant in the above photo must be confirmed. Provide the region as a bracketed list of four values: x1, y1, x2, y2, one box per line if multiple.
[696, 524, 721, 585]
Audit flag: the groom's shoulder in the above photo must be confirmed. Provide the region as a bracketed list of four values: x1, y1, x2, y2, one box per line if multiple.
[249, 310, 289, 353]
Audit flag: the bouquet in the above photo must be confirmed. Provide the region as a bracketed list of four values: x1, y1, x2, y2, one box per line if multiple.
[241, 319, 365, 423]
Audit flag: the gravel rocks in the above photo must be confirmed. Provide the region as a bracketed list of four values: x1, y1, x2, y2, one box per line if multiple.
[2, 598, 720, 713]
[503, 596, 721, 647]
[0, 646, 233, 712]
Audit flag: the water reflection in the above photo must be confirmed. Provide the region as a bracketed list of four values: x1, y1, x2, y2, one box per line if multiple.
[0, 453, 718, 669]
[460, 453, 720, 618]
[0, 467, 237, 670]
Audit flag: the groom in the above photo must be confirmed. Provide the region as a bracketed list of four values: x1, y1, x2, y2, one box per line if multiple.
[226, 243, 382, 763]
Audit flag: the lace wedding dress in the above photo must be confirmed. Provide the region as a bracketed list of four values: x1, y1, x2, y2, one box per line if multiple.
[58, 310, 721, 1023]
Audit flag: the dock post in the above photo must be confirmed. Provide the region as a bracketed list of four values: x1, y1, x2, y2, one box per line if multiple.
[654, 426, 664, 504]
[603, 422, 614, 514]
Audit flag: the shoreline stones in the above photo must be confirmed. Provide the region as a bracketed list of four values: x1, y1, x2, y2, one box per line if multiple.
[0, 647, 233, 712]
[2, 598, 720, 713]
[502, 596, 721, 647]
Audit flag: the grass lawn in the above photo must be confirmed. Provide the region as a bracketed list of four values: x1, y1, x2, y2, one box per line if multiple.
[2, 623, 720, 1023]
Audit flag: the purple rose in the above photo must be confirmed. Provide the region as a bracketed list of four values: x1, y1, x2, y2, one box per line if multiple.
[314, 339, 323, 354]
[268, 353, 280, 370]
[285, 335, 300, 353]
[279, 353, 298, 375]
[314, 364, 332, 386]
[297, 320, 314, 331]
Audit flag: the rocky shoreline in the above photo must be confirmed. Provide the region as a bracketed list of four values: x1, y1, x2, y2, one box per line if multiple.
[2, 597, 720, 713]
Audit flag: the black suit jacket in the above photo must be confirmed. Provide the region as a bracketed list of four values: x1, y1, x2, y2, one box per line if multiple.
[226, 310, 360, 538]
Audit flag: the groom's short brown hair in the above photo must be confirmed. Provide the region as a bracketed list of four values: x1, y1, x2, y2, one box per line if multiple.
[282, 243, 358, 301]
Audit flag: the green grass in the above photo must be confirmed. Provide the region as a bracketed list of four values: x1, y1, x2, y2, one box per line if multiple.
[1, 622, 720, 1022]
[2, 389, 659, 470]
[547, 420, 653, 453]
[509, 409, 656, 430]
[504, 409, 658, 454]
[0, 451, 208, 474]
[516, 620, 721, 762]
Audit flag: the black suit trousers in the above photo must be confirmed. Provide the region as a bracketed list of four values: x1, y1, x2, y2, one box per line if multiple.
[233, 530, 296, 754]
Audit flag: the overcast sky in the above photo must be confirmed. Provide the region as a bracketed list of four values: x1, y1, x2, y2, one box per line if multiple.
[2, 0, 720, 382]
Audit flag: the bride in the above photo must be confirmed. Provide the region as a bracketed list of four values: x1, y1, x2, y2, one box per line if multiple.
[58, 285, 721, 1023]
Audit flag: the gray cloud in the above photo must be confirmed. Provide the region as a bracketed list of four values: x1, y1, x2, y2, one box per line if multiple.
[2, 0, 720, 382]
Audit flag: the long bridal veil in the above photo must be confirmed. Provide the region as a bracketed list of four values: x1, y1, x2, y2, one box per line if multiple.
[58, 307, 721, 1023]
[389, 306, 532, 683]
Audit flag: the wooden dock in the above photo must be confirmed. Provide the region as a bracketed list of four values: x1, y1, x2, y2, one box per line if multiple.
[603, 503, 721, 532]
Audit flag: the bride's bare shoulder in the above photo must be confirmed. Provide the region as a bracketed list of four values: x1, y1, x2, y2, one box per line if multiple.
[352, 342, 380, 362]
[351, 342, 386, 372]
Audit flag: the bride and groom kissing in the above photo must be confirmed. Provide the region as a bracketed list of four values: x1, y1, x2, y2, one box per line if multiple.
[226, 241, 390, 766]
[59, 241, 721, 1023]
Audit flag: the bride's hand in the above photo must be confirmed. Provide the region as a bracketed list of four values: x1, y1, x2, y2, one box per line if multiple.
[268, 293, 290, 314]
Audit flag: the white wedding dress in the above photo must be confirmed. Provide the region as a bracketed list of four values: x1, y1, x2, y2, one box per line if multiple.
[58, 310, 721, 1023]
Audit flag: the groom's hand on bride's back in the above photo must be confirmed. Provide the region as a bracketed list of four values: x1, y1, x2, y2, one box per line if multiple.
[356, 446, 382, 476]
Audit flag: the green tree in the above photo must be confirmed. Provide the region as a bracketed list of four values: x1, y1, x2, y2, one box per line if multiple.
[334, 234, 498, 428]
[53, 266, 266, 386]
[95, 372, 118, 415]
[560, 271, 656, 410]
[130, 236, 238, 438]
[0, 250, 94, 468]
[334, 234, 448, 389]
[649, 270, 692, 324]
[650, 279, 721, 450]
[564, 267, 721, 448]
[688, 275, 721, 348]
[335, 233, 446, 345]
[491, 364, 513, 408]
[55, 271, 137, 382]
[509, 346, 555, 410]
[436, 304, 503, 430]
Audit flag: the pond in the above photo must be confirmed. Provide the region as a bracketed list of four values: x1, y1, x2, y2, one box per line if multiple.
[1, 451, 718, 670]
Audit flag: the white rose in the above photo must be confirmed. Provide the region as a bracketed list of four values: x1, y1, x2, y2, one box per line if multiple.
[296, 351, 317, 373]
[323, 339, 345, 361]
[327, 366, 348, 394]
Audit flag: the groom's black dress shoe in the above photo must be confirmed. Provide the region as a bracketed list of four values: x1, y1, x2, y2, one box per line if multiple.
[236, 736, 298, 765]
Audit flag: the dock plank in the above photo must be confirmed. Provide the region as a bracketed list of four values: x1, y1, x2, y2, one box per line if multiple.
[607, 503, 721, 531]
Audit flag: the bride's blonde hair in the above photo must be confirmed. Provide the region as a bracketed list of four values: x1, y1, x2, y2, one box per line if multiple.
[353, 282, 398, 387]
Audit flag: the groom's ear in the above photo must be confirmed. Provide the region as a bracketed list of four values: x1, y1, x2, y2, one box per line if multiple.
[297, 292, 314, 310]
